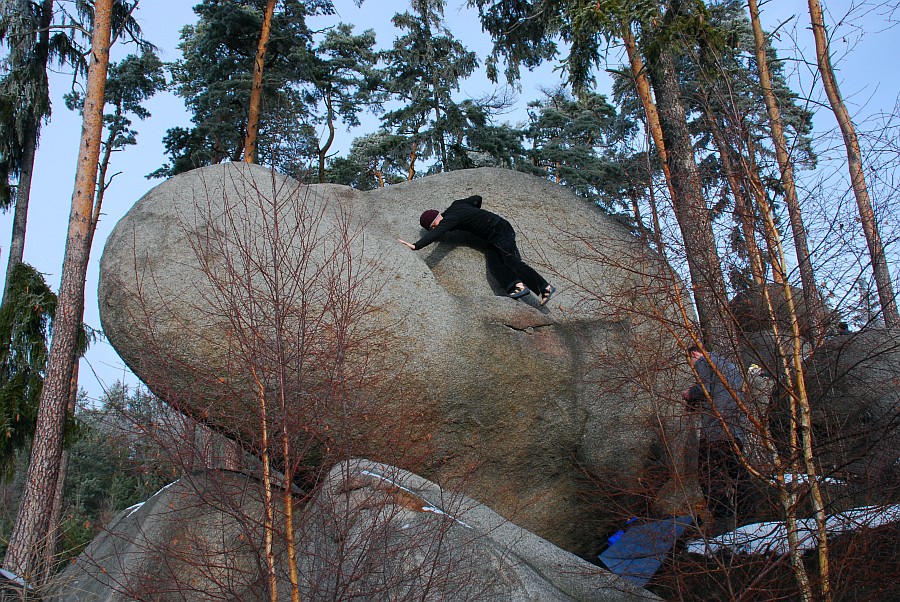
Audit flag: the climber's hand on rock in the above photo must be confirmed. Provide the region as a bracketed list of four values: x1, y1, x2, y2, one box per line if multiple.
[398, 239, 415, 250]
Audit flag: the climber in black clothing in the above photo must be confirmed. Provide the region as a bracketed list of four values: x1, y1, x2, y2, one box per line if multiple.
[398, 194, 556, 305]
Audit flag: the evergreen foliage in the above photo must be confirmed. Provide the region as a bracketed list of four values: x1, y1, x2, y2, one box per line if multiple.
[381, 0, 478, 175]
[326, 131, 410, 189]
[524, 87, 638, 212]
[152, 0, 335, 179]
[306, 22, 383, 182]
[65, 49, 166, 161]
[0, 0, 153, 199]
[59, 384, 178, 563]
[0, 0, 81, 208]
[0, 263, 55, 476]
[0, 384, 180, 567]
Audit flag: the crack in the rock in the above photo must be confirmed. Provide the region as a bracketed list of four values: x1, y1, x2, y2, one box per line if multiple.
[501, 322, 554, 333]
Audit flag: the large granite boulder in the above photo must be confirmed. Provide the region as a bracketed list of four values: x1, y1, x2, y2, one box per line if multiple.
[804, 327, 900, 482]
[49, 462, 659, 601]
[98, 163, 696, 554]
[729, 284, 828, 342]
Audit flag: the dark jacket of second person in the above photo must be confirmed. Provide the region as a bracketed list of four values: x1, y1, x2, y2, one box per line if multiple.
[687, 352, 747, 443]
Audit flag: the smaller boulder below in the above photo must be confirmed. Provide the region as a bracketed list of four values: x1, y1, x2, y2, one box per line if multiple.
[298, 459, 656, 601]
[48, 462, 657, 601]
[47, 471, 274, 601]
[730, 284, 833, 343]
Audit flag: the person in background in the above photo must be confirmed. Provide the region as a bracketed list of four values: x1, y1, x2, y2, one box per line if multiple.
[682, 345, 750, 530]
[399, 194, 556, 305]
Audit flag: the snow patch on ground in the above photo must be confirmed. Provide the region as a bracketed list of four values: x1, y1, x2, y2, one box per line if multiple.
[686, 504, 900, 556]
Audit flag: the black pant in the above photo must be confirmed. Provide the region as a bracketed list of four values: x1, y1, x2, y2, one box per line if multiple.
[484, 222, 549, 294]
[699, 439, 749, 526]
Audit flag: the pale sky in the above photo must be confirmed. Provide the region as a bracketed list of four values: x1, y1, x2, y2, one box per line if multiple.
[2, 0, 897, 405]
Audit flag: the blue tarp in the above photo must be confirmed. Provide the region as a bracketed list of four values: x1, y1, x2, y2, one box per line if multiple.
[598, 515, 693, 587]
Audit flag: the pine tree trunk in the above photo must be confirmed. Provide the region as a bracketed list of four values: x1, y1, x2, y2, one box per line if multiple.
[40, 364, 79, 584]
[244, 0, 277, 164]
[318, 94, 335, 183]
[2, 0, 113, 581]
[648, 48, 734, 351]
[622, 24, 678, 208]
[748, 0, 825, 340]
[407, 140, 417, 181]
[807, 0, 898, 328]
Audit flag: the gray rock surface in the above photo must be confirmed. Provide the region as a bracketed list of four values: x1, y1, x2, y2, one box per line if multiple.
[98, 163, 696, 554]
[804, 327, 900, 482]
[296, 459, 658, 601]
[47, 471, 273, 601]
[49, 463, 660, 601]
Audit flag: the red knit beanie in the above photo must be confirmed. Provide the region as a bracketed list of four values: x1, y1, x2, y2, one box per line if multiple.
[419, 209, 440, 230]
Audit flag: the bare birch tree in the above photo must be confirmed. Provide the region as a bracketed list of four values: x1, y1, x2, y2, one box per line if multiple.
[807, 0, 899, 328]
[748, 0, 826, 341]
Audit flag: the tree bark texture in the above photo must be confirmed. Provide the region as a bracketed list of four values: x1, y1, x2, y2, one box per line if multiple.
[40, 364, 79, 584]
[807, 0, 899, 328]
[244, 0, 277, 164]
[748, 0, 825, 340]
[648, 48, 735, 351]
[2, 0, 113, 581]
[622, 24, 678, 208]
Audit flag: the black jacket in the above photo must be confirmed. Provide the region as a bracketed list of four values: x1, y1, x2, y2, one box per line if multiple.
[412, 195, 509, 249]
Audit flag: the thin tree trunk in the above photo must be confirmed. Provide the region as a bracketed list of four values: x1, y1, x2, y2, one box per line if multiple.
[748, 0, 825, 340]
[244, 0, 276, 164]
[2, 0, 113, 581]
[279, 401, 299, 601]
[622, 24, 678, 208]
[648, 48, 735, 351]
[2, 118, 37, 305]
[2, 0, 54, 305]
[754, 180, 828, 602]
[742, 132, 786, 286]
[407, 140, 417, 181]
[318, 94, 335, 183]
[250, 368, 278, 602]
[808, 0, 898, 328]
[703, 106, 765, 288]
[90, 107, 121, 244]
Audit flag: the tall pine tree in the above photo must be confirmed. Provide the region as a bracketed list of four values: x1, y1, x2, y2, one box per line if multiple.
[381, 0, 477, 177]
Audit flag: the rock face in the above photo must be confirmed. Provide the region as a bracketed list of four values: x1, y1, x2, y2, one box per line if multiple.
[48, 472, 273, 601]
[804, 328, 900, 482]
[49, 462, 659, 601]
[98, 163, 695, 554]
